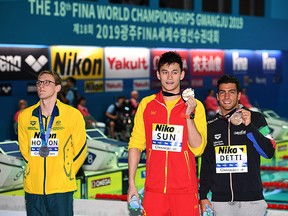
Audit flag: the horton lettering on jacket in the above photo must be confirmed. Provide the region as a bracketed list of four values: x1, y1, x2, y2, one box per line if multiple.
[30, 132, 59, 157]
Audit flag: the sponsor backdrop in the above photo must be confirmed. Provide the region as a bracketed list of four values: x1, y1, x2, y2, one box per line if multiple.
[0, 44, 284, 141]
[0, 0, 288, 141]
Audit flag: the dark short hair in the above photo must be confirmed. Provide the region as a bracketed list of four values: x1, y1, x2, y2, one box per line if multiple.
[66, 77, 76, 84]
[157, 51, 183, 72]
[117, 95, 126, 100]
[79, 96, 86, 101]
[217, 74, 240, 92]
[208, 89, 214, 94]
[38, 70, 62, 86]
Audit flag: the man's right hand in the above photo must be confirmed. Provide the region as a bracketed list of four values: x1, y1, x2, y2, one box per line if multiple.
[127, 184, 139, 204]
[200, 199, 212, 215]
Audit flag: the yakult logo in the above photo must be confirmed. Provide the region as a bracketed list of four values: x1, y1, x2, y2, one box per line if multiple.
[105, 47, 150, 79]
[133, 79, 150, 90]
[105, 80, 123, 92]
[107, 57, 148, 70]
[134, 81, 149, 88]
[106, 82, 122, 88]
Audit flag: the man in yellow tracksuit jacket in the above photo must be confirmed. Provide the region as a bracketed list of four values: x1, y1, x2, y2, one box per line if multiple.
[18, 70, 87, 216]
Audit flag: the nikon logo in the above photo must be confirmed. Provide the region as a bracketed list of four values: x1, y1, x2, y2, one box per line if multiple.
[155, 124, 175, 133]
[218, 146, 244, 154]
[34, 132, 56, 139]
[53, 52, 102, 76]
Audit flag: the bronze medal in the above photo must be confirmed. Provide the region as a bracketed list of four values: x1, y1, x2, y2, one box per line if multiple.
[230, 112, 242, 125]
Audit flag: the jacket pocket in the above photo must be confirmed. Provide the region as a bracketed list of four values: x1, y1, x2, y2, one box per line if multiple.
[184, 151, 191, 180]
[146, 149, 152, 177]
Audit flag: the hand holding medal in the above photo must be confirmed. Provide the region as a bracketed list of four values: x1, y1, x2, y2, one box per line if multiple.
[235, 108, 251, 126]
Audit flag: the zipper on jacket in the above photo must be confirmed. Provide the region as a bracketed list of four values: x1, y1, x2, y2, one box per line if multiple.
[162, 101, 170, 194]
[156, 98, 180, 194]
[163, 150, 168, 193]
[228, 119, 234, 202]
[42, 116, 48, 195]
[43, 158, 46, 194]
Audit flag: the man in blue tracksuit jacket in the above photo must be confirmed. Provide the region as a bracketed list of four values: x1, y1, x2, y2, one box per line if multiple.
[200, 74, 276, 216]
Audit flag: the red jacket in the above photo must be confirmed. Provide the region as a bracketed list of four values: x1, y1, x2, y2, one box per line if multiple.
[129, 92, 207, 194]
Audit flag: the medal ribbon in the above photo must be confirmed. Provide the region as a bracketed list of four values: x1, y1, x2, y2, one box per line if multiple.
[38, 104, 57, 147]
[162, 91, 181, 97]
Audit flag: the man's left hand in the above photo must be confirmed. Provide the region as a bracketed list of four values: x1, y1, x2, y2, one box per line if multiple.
[240, 108, 251, 126]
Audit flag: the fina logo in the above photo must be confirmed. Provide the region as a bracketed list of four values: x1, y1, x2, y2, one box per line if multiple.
[25, 55, 48, 72]
[232, 52, 248, 71]
[262, 52, 276, 70]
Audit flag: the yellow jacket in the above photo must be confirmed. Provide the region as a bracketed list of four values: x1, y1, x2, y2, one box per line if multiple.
[18, 100, 87, 195]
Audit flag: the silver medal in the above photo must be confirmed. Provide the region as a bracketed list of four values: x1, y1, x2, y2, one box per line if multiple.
[181, 88, 195, 102]
[230, 112, 242, 125]
[39, 146, 49, 158]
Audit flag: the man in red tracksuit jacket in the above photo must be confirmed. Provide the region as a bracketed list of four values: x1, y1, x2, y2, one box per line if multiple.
[127, 51, 207, 215]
